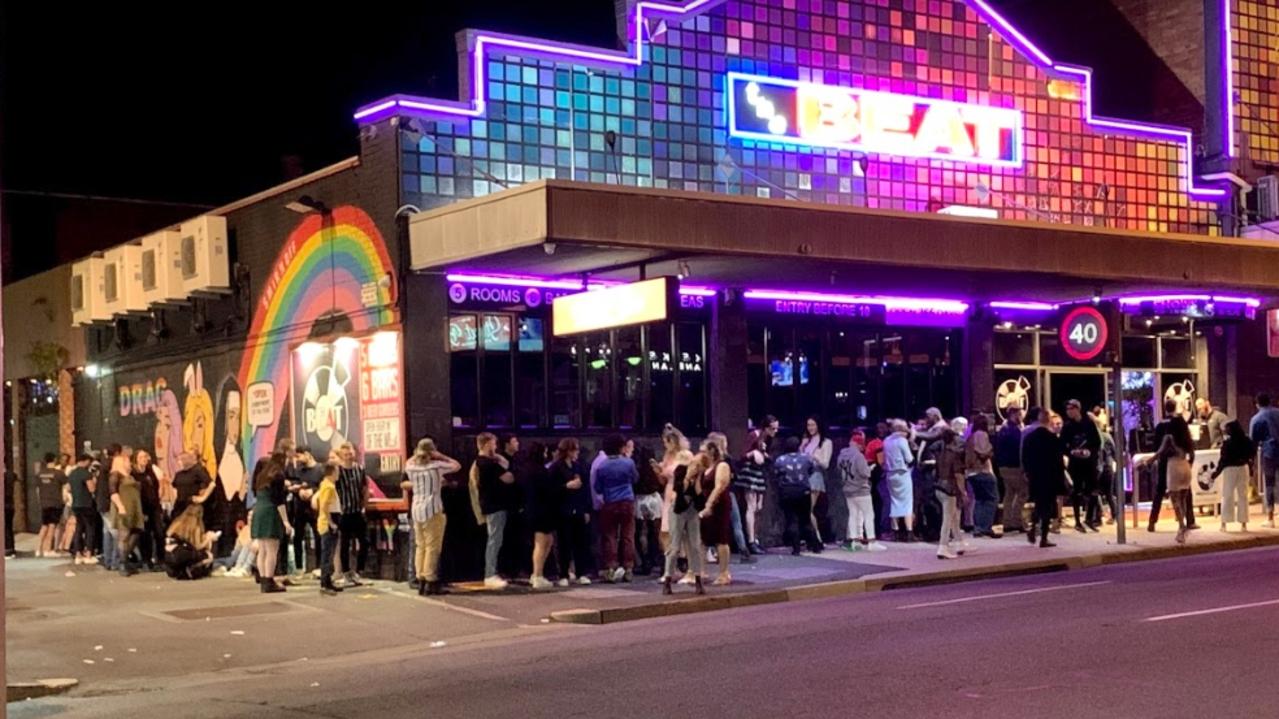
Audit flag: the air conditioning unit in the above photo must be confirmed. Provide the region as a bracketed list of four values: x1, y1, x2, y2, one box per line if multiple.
[140, 229, 185, 306]
[178, 215, 230, 296]
[70, 256, 110, 326]
[102, 244, 147, 316]
[1258, 175, 1279, 222]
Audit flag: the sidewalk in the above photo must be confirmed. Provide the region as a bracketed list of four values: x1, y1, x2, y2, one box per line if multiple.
[431, 506, 1279, 625]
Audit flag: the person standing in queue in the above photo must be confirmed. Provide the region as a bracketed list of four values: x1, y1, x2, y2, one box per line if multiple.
[663, 453, 708, 595]
[964, 414, 1000, 539]
[1249, 393, 1279, 528]
[1195, 398, 1229, 449]
[800, 416, 833, 545]
[336, 442, 372, 587]
[1152, 399, 1197, 532]
[34, 453, 67, 558]
[251, 453, 293, 592]
[401, 438, 461, 596]
[698, 436, 735, 586]
[839, 430, 881, 551]
[994, 408, 1027, 534]
[496, 434, 530, 581]
[1149, 435, 1193, 544]
[1022, 408, 1065, 548]
[883, 420, 916, 542]
[525, 443, 565, 590]
[631, 443, 665, 575]
[471, 432, 516, 590]
[735, 418, 773, 556]
[865, 421, 891, 539]
[935, 428, 968, 559]
[594, 434, 638, 584]
[773, 437, 822, 555]
[1213, 420, 1254, 533]
[67, 455, 99, 565]
[1061, 400, 1102, 533]
[312, 463, 343, 595]
[110, 464, 144, 575]
[287, 447, 324, 576]
[1093, 408, 1119, 525]
[550, 439, 593, 585]
[132, 450, 166, 571]
[656, 424, 694, 554]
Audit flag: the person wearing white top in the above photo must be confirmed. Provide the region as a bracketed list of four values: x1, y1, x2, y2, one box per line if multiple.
[800, 416, 833, 545]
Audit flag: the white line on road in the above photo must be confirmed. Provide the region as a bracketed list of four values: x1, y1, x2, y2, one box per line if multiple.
[897, 581, 1112, 610]
[1144, 599, 1279, 623]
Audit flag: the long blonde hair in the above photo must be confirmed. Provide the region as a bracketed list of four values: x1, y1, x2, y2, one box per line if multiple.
[166, 504, 206, 546]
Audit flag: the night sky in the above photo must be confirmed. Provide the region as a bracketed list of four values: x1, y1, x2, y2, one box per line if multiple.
[0, 0, 1191, 278]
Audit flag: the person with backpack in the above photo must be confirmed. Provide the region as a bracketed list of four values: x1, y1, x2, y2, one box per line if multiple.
[964, 414, 1000, 539]
[773, 437, 822, 555]
[935, 428, 968, 559]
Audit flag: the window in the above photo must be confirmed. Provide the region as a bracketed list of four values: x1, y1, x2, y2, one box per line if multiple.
[616, 327, 643, 429]
[649, 323, 675, 430]
[549, 333, 580, 428]
[676, 322, 707, 432]
[481, 315, 513, 426]
[515, 317, 545, 427]
[1122, 336, 1157, 368]
[993, 331, 1035, 365]
[746, 323, 767, 426]
[449, 314, 479, 427]
[1160, 336, 1193, 369]
[584, 333, 613, 428]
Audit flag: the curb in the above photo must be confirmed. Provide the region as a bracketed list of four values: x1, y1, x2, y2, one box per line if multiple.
[549, 534, 1279, 625]
[6, 678, 79, 702]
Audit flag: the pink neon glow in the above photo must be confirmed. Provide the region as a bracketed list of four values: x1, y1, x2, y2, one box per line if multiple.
[742, 289, 969, 314]
[1117, 294, 1260, 308]
[990, 300, 1057, 311]
[446, 272, 716, 297]
[353, 0, 1229, 203]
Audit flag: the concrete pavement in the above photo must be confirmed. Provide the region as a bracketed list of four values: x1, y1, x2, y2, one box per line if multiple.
[13, 541, 1279, 717]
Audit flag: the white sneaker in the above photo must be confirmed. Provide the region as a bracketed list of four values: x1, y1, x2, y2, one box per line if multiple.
[575, 576, 591, 586]
[611, 567, 626, 583]
[483, 575, 509, 590]
[556, 578, 570, 588]
[1265, 521, 1276, 529]
[867, 542, 888, 552]
[678, 575, 696, 585]
[937, 547, 959, 560]
[956, 540, 972, 556]
[73, 555, 83, 565]
[81, 555, 98, 565]
[530, 576, 553, 591]
[212, 566, 229, 577]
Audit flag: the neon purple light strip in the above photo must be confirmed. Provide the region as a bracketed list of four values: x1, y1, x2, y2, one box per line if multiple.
[1117, 294, 1260, 308]
[743, 289, 970, 314]
[1223, 0, 1236, 158]
[989, 300, 1057, 312]
[355, 0, 1227, 201]
[445, 271, 717, 297]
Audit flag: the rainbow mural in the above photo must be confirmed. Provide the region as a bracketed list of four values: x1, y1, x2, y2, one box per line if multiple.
[237, 205, 395, 466]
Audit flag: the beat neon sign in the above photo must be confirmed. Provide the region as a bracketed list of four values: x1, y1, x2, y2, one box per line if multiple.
[727, 72, 1023, 167]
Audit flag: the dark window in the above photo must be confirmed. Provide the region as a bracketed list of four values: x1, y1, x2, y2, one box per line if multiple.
[796, 327, 823, 427]
[648, 323, 675, 429]
[878, 335, 906, 421]
[549, 334, 579, 428]
[676, 322, 707, 432]
[616, 327, 643, 429]
[1160, 336, 1194, 369]
[827, 330, 854, 430]
[584, 333, 613, 428]
[993, 331, 1035, 365]
[481, 314, 513, 427]
[515, 317, 545, 428]
[449, 314, 479, 428]
[746, 323, 767, 425]
[1122, 336, 1157, 368]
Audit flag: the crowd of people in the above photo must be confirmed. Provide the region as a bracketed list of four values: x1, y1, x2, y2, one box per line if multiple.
[16, 390, 1275, 593]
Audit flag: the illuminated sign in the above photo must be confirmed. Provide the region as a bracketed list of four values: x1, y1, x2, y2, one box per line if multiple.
[552, 277, 677, 336]
[1058, 305, 1112, 363]
[727, 72, 1023, 167]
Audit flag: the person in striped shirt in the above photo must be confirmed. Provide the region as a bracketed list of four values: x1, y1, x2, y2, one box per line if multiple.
[400, 438, 461, 596]
[336, 442, 371, 587]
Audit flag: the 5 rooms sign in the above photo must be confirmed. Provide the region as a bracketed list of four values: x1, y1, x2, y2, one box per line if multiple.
[727, 72, 1023, 167]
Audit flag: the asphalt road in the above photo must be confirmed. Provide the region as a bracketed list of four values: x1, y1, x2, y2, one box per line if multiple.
[15, 546, 1279, 718]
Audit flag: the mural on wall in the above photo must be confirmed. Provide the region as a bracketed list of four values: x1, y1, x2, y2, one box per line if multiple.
[182, 363, 217, 479]
[214, 376, 246, 503]
[236, 205, 396, 468]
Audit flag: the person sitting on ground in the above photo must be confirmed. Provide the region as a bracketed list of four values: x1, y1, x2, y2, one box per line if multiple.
[165, 504, 217, 580]
[214, 515, 257, 577]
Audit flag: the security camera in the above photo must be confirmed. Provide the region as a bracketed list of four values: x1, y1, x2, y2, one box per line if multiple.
[543, 242, 557, 255]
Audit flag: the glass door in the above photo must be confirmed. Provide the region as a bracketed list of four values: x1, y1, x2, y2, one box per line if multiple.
[1046, 370, 1109, 418]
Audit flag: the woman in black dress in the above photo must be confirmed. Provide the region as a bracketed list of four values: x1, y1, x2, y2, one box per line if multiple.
[524, 443, 566, 590]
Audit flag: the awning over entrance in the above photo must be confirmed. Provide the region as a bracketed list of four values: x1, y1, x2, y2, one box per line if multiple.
[409, 180, 1279, 302]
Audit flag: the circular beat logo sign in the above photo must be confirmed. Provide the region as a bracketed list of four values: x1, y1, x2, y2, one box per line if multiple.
[1059, 305, 1109, 362]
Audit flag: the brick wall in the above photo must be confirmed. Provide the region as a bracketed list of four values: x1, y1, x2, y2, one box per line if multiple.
[1111, 0, 1207, 104]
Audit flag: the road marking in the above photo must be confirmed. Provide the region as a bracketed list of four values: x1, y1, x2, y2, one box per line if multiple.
[897, 581, 1112, 610]
[1144, 598, 1279, 623]
[378, 588, 511, 622]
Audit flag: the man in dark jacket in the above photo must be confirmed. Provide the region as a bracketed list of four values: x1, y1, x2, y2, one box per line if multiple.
[1151, 399, 1197, 531]
[1022, 408, 1064, 548]
[1061, 400, 1102, 533]
[994, 408, 1026, 533]
[774, 437, 822, 555]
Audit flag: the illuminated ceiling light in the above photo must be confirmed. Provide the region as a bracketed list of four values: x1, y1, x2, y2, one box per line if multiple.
[84, 364, 101, 379]
[937, 205, 999, 218]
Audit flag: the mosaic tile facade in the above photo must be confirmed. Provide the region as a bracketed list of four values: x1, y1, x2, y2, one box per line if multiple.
[1233, 0, 1279, 168]
[398, 0, 1220, 234]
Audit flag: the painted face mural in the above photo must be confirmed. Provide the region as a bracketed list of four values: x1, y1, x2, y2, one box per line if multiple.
[183, 362, 217, 479]
[216, 380, 246, 502]
[154, 388, 185, 504]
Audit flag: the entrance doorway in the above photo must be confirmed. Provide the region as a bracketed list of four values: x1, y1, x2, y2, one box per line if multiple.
[1047, 371, 1108, 418]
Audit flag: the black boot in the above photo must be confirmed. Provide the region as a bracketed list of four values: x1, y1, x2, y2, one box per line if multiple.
[695, 576, 705, 595]
[662, 576, 673, 595]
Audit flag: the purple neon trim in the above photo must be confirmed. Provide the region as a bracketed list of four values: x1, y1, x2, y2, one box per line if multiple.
[446, 271, 716, 297]
[743, 289, 970, 314]
[989, 300, 1057, 311]
[355, 0, 1228, 203]
[1222, 0, 1232, 157]
[1117, 294, 1260, 308]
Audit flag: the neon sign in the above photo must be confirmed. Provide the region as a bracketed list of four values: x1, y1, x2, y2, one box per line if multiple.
[727, 72, 1024, 167]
